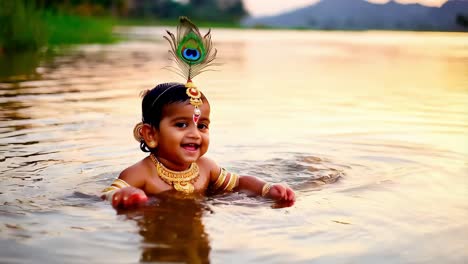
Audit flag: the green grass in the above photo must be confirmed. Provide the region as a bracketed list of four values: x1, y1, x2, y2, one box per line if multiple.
[0, 1, 117, 54]
[44, 12, 117, 45]
[0, 1, 47, 52]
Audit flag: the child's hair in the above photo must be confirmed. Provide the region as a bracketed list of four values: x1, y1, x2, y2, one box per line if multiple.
[139, 82, 208, 152]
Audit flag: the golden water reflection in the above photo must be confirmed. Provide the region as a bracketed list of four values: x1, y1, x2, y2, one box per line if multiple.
[120, 194, 210, 263]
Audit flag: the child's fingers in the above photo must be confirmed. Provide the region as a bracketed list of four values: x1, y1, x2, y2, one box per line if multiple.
[120, 189, 147, 207]
[286, 186, 294, 200]
[122, 191, 138, 207]
[277, 183, 291, 200]
[271, 184, 286, 200]
[285, 188, 295, 202]
[129, 191, 148, 205]
[122, 193, 132, 207]
[280, 185, 287, 197]
[112, 192, 123, 208]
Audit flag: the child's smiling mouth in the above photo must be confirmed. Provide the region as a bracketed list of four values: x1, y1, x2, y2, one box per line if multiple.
[182, 143, 200, 151]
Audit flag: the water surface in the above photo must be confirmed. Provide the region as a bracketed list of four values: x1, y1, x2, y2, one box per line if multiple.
[0, 28, 467, 263]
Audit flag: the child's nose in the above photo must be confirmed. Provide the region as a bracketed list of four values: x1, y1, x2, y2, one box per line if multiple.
[187, 124, 201, 138]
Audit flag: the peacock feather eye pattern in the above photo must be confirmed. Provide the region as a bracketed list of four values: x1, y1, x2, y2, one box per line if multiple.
[178, 32, 206, 64]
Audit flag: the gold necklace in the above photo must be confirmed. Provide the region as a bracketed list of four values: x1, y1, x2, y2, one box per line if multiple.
[150, 154, 199, 194]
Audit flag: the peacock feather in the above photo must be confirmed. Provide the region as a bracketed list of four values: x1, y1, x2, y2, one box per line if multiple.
[164, 16, 217, 81]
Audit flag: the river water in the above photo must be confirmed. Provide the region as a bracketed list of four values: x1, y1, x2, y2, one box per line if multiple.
[0, 27, 467, 263]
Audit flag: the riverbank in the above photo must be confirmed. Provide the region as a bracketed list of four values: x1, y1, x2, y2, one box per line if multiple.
[117, 17, 241, 29]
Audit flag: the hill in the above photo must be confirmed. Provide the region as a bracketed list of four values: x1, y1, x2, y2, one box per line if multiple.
[242, 0, 468, 31]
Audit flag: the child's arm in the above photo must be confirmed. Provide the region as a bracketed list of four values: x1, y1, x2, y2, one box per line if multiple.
[202, 157, 295, 203]
[237, 175, 296, 203]
[101, 161, 149, 208]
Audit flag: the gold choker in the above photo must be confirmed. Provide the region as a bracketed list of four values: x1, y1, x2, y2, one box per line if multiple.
[150, 154, 199, 194]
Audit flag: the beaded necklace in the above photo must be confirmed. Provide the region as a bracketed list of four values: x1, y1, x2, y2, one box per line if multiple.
[150, 154, 199, 194]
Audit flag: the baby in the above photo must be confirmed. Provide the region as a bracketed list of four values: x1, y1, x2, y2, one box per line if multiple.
[101, 18, 295, 208]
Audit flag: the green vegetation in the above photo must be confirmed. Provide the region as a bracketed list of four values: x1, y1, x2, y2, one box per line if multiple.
[125, 0, 247, 23]
[0, 1, 116, 54]
[115, 0, 247, 28]
[43, 12, 116, 46]
[118, 17, 241, 29]
[1, 0, 248, 54]
[0, 1, 47, 53]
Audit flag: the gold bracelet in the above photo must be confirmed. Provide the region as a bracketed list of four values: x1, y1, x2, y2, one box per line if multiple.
[261, 183, 272, 197]
[101, 185, 119, 193]
[102, 189, 118, 201]
[111, 179, 130, 189]
[101, 178, 130, 201]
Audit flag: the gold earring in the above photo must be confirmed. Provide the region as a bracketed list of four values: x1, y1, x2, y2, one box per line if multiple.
[148, 141, 156, 148]
[133, 122, 144, 142]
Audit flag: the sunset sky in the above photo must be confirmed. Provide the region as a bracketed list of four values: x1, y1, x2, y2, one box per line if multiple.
[243, 0, 449, 16]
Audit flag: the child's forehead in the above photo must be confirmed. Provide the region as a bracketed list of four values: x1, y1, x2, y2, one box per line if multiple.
[162, 101, 210, 118]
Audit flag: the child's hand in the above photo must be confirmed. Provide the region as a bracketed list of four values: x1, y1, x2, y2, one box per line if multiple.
[268, 183, 296, 204]
[111, 187, 148, 208]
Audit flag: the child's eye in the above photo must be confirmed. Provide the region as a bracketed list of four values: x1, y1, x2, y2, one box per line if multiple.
[197, 123, 209, 130]
[175, 122, 188, 128]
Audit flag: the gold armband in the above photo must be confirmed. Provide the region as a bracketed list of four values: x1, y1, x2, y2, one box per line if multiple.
[101, 178, 130, 201]
[211, 168, 239, 194]
[225, 173, 239, 192]
[213, 168, 228, 190]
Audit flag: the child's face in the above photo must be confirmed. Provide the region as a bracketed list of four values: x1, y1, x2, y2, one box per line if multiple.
[155, 100, 210, 169]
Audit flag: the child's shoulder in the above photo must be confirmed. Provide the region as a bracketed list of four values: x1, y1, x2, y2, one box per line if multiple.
[197, 156, 221, 181]
[119, 157, 152, 187]
[197, 156, 217, 169]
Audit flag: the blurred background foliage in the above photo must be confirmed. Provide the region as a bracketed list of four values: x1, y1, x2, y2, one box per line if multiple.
[0, 1, 48, 53]
[0, 0, 248, 53]
[0, 0, 468, 56]
[34, 0, 247, 21]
